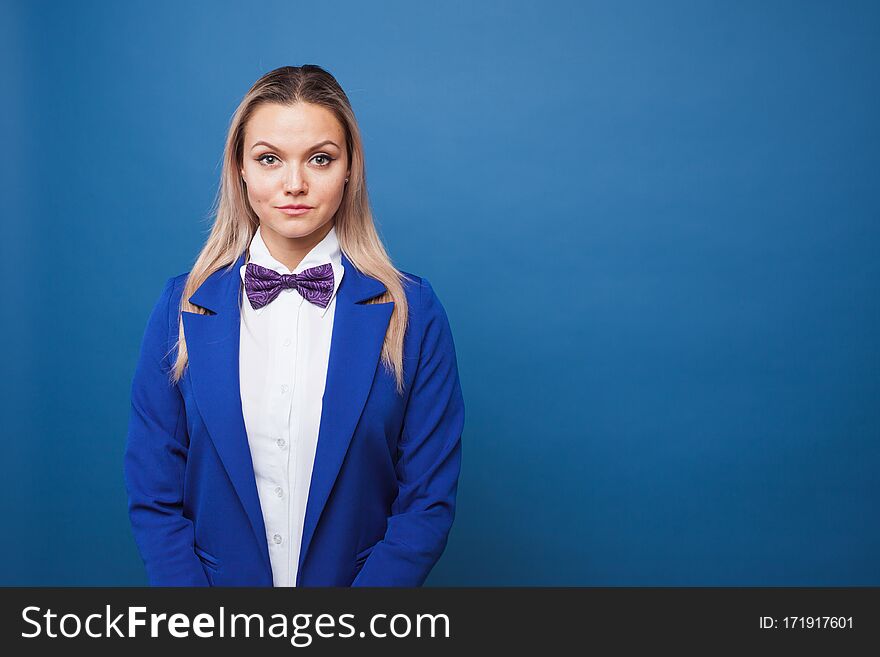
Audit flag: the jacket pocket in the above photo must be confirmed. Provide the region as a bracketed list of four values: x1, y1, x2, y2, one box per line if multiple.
[194, 544, 220, 570]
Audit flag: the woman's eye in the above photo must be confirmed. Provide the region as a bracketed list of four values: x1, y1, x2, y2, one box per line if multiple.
[257, 153, 334, 167]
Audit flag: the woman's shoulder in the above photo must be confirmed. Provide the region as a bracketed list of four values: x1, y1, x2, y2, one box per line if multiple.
[165, 271, 192, 295]
[146, 271, 191, 315]
[398, 268, 421, 296]
[396, 268, 451, 325]
[396, 269, 458, 367]
[170, 270, 192, 299]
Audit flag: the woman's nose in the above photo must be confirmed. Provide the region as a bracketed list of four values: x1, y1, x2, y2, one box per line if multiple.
[283, 168, 307, 192]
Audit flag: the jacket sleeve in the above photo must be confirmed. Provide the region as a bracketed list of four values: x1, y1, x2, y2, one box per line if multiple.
[352, 277, 465, 586]
[123, 276, 210, 586]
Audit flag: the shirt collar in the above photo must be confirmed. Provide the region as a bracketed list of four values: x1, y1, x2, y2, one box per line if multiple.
[239, 223, 345, 317]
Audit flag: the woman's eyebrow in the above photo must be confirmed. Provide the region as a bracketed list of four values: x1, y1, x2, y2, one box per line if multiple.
[250, 139, 340, 152]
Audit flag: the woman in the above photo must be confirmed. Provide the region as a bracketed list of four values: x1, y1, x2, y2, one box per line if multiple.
[124, 65, 464, 587]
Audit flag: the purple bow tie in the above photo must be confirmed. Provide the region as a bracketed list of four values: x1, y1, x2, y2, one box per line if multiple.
[244, 261, 335, 310]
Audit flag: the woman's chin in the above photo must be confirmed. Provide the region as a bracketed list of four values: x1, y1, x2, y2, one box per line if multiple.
[262, 217, 330, 241]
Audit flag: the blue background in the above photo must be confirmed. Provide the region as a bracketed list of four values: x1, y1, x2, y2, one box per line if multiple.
[2, 0, 878, 585]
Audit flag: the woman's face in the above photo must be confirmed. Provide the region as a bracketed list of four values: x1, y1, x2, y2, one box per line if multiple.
[240, 102, 350, 251]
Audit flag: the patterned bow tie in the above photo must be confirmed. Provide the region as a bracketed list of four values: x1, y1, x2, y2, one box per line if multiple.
[244, 261, 335, 310]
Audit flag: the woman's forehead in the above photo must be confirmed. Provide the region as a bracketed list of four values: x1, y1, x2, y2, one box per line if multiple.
[245, 102, 344, 150]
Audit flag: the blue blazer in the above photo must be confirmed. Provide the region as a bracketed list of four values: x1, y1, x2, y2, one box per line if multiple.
[124, 250, 464, 586]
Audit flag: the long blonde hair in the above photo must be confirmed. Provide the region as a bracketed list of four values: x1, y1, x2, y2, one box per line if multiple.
[171, 65, 413, 394]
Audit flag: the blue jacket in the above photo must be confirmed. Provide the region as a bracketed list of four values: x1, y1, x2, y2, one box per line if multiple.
[124, 250, 464, 586]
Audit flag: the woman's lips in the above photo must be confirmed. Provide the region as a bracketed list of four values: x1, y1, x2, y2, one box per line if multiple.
[277, 207, 312, 216]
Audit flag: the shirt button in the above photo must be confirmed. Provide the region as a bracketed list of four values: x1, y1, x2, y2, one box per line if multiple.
[283, 337, 292, 347]
[273, 534, 282, 545]
[276, 438, 286, 448]
[280, 384, 288, 394]
[274, 486, 283, 497]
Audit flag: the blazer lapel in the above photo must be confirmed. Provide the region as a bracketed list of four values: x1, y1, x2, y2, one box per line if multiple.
[297, 252, 393, 582]
[182, 249, 393, 584]
[182, 251, 272, 575]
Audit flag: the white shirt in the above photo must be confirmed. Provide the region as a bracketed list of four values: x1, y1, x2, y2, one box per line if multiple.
[238, 224, 344, 587]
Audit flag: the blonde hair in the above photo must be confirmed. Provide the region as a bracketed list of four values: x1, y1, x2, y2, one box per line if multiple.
[171, 65, 413, 394]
